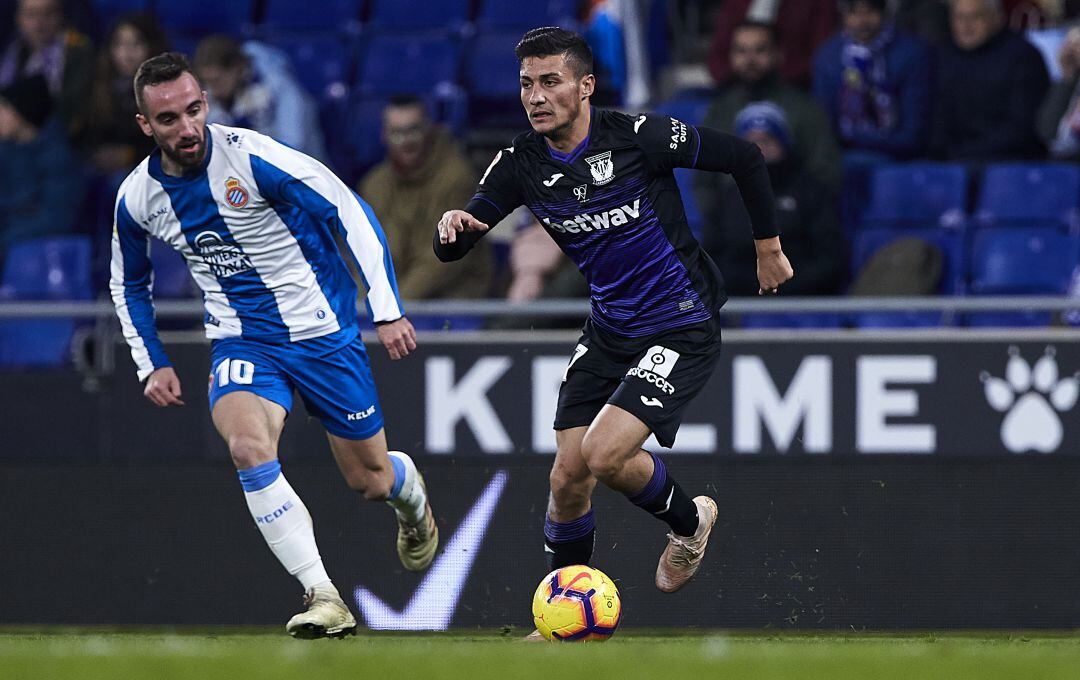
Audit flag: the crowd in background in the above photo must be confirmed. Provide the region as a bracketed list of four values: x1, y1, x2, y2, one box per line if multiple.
[1, 0, 1079, 319]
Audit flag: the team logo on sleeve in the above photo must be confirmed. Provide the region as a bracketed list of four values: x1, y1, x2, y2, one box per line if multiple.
[585, 151, 614, 186]
[195, 231, 254, 278]
[224, 177, 250, 208]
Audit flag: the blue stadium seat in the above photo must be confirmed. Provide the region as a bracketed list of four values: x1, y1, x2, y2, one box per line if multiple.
[852, 311, 946, 328]
[740, 313, 844, 329]
[1, 236, 93, 300]
[974, 163, 1080, 230]
[652, 91, 713, 127]
[860, 163, 968, 229]
[475, 0, 579, 29]
[261, 0, 363, 32]
[965, 227, 1080, 327]
[0, 236, 93, 368]
[357, 33, 462, 96]
[340, 96, 389, 182]
[466, 29, 524, 99]
[673, 169, 703, 240]
[92, 0, 150, 34]
[366, 0, 471, 32]
[149, 239, 196, 298]
[262, 33, 352, 97]
[852, 228, 966, 294]
[156, 0, 255, 36]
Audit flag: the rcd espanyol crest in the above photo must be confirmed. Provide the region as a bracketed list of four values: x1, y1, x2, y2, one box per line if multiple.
[585, 151, 614, 186]
[224, 177, 250, 208]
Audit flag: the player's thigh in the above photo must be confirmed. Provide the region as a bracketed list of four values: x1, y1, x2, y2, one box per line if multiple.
[208, 342, 293, 465]
[581, 404, 652, 464]
[608, 321, 722, 449]
[289, 336, 386, 442]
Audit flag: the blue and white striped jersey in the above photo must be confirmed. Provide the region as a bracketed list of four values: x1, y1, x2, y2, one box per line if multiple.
[110, 124, 403, 381]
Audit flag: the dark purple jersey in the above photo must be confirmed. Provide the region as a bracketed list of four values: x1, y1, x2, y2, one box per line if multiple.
[442, 108, 776, 337]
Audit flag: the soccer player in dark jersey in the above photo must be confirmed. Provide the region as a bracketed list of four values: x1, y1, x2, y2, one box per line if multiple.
[435, 27, 794, 617]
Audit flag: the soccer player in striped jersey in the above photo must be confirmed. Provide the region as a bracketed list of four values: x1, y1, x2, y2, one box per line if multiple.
[435, 28, 794, 631]
[110, 53, 437, 639]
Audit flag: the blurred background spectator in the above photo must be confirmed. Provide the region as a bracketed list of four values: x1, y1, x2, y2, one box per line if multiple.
[932, 0, 1049, 162]
[85, 12, 167, 176]
[359, 95, 492, 300]
[813, 0, 934, 161]
[699, 20, 841, 193]
[0, 0, 92, 141]
[1038, 24, 1080, 160]
[707, 0, 837, 88]
[193, 34, 327, 162]
[699, 102, 847, 296]
[0, 73, 82, 251]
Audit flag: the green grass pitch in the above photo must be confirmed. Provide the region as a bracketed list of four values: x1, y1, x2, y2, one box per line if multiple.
[2, 629, 1079, 679]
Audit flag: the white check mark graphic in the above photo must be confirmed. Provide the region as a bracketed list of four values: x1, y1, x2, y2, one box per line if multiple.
[354, 469, 509, 630]
[543, 173, 564, 187]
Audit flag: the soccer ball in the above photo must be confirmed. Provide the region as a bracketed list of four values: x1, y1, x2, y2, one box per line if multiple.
[531, 565, 621, 641]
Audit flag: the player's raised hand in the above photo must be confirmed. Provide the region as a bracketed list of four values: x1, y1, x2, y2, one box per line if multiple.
[437, 210, 489, 245]
[754, 236, 794, 295]
[377, 317, 418, 360]
[144, 366, 186, 407]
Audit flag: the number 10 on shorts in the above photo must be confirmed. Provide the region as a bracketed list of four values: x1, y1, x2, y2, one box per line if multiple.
[215, 358, 255, 387]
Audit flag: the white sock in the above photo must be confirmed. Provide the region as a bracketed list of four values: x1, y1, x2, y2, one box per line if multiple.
[242, 465, 332, 592]
[386, 450, 427, 525]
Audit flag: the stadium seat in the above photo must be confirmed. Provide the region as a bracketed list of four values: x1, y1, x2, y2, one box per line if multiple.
[339, 96, 389, 182]
[149, 239, 196, 298]
[860, 163, 968, 229]
[1, 236, 94, 300]
[261, 0, 363, 32]
[156, 0, 255, 37]
[851, 311, 946, 328]
[262, 33, 352, 97]
[357, 33, 462, 96]
[852, 228, 966, 294]
[652, 90, 713, 127]
[365, 0, 471, 32]
[965, 227, 1080, 327]
[0, 236, 93, 368]
[673, 169, 704, 240]
[475, 0, 579, 29]
[739, 313, 845, 329]
[466, 29, 525, 99]
[974, 163, 1080, 230]
[91, 0, 150, 35]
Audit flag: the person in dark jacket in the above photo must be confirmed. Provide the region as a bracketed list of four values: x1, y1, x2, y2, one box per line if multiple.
[932, 0, 1049, 161]
[700, 102, 847, 297]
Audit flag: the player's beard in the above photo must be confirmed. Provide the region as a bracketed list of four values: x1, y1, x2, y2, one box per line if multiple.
[158, 132, 207, 171]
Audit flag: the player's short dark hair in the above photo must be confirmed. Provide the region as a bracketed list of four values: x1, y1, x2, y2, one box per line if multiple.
[732, 20, 779, 47]
[386, 94, 426, 111]
[133, 51, 198, 113]
[515, 27, 593, 79]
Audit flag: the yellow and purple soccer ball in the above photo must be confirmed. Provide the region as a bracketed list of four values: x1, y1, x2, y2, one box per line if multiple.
[531, 565, 621, 641]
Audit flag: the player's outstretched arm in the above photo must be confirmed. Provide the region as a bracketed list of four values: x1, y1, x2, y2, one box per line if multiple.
[755, 236, 795, 295]
[143, 366, 185, 407]
[376, 317, 418, 360]
[433, 209, 489, 261]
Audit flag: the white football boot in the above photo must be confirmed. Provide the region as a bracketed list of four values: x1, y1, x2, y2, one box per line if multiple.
[285, 585, 357, 639]
[654, 496, 718, 593]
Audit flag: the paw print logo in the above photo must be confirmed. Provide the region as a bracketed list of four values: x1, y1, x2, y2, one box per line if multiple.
[981, 346, 1079, 453]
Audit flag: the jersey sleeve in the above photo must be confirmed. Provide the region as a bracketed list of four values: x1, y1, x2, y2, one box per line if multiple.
[109, 195, 171, 381]
[248, 137, 405, 323]
[634, 112, 778, 239]
[469, 145, 524, 225]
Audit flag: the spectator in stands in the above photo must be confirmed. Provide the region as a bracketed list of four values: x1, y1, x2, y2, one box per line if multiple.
[813, 0, 934, 161]
[0, 74, 82, 250]
[932, 0, 1049, 161]
[707, 0, 837, 88]
[0, 0, 93, 141]
[1038, 25, 1080, 160]
[86, 13, 167, 175]
[193, 35, 326, 161]
[359, 96, 491, 300]
[700, 102, 847, 297]
[697, 21, 841, 195]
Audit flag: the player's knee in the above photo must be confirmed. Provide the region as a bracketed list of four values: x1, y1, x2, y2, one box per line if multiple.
[579, 434, 624, 483]
[228, 434, 275, 469]
[549, 468, 590, 508]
